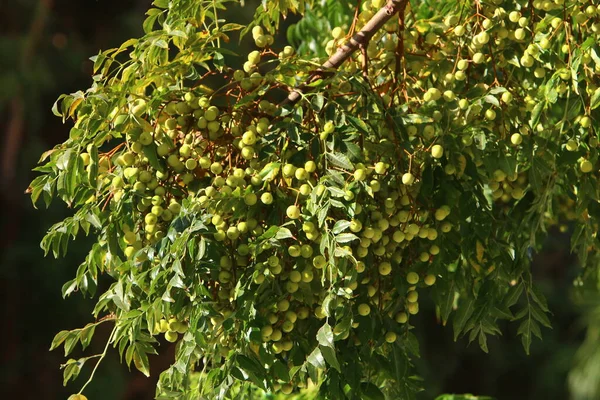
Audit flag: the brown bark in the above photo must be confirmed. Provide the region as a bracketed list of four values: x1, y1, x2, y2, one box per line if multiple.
[283, 0, 408, 106]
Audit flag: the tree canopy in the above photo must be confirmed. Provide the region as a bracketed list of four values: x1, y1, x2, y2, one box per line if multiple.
[29, 0, 600, 399]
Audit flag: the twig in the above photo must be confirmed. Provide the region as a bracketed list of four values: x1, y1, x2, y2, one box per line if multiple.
[281, 0, 409, 107]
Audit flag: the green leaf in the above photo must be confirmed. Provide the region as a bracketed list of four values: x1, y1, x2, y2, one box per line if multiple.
[530, 101, 545, 128]
[453, 297, 475, 341]
[530, 285, 549, 312]
[590, 87, 600, 110]
[63, 358, 85, 386]
[326, 152, 354, 170]
[64, 333, 79, 356]
[133, 343, 151, 377]
[152, 0, 169, 8]
[272, 360, 290, 382]
[503, 283, 523, 308]
[483, 95, 500, 107]
[307, 347, 326, 369]
[360, 382, 385, 400]
[317, 323, 335, 348]
[335, 233, 358, 243]
[518, 317, 538, 355]
[80, 324, 96, 350]
[332, 220, 350, 234]
[320, 345, 341, 372]
[143, 143, 164, 172]
[50, 330, 71, 351]
[275, 227, 293, 240]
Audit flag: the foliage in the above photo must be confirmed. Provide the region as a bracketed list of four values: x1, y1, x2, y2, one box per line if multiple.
[28, 0, 600, 399]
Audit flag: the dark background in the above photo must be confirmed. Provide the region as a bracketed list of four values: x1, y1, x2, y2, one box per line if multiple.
[0, 1, 591, 399]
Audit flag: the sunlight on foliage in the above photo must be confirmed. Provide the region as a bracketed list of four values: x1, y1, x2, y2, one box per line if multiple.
[28, 0, 600, 398]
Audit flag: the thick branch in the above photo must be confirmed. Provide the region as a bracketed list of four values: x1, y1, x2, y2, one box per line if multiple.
[283, 0, 408, 106]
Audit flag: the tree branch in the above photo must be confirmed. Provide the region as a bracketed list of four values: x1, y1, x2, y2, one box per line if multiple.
[282, 0, 408, 107]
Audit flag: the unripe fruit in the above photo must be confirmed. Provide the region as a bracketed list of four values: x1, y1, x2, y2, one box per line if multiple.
[385, 332, 397, 343]
[378, 261, 392, 276]
[282, 45, 294, 57]
[443, 90, 455, 102]
[511, 133, 523, 145]
[395, 312, 408, 323]
[226, 226, 240, 240]
[358, 303, 371, 316]
[304, 160, 317, 172]
[493, 169, 506, 182]
[277, 299, 290, 312]
[374, 161, 387, 174]
[580, 160, 593, 173]
[244, 193, 257, 206]
[406, 272, 419, 285]
[407, 302, 419, 315]
[501, 91, 513, 104]
[270, 329, 282, 342]
[472, 52, 485, 64]
[402, 172, 415, 185]
[252, 25, 264, 38]
[332, 27, 344, 39]
[323, 121, 335, 134]
[424, 274, 437, 286]
[521, 54, 534, 68]
[431, 144, 444, 159]
[580, 116, 591, 128]
[261, 325, 273, 339]
[261, 192, 273, 204]
[288, 270, 302, 283]
[295, 168, 308, 180]
[247, 50, 261, 65]
[313, 255, 327, 269]
[281, 384, 293, 395]
[286, 205, 301, 219]
[165, 331, 178, 342]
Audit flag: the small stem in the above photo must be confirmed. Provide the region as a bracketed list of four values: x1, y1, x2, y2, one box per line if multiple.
[78, 324, 117, 394]
[282, 0, 409, 107]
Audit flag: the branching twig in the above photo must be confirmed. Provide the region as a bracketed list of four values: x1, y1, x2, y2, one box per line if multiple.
[282, 0, 409, 107]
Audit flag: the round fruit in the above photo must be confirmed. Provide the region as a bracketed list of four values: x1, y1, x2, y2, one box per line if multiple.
[374, 161, 387, 174]
[424, 274, 436, 286]
[165, 331, 178, 342]
[358, 303, 371, 316]
[385, 332, 397, 343]
[286, 205, 301, 219]
[395, 312, 408, 324]
[261, 192, 273, 204]
[580, 160, 593, 173]
[402, 172, 415, 185]
[511, 133, 523, 145]
[485, 109, 496, 120]
[378, 261, 392, 276]
[501, 91, 513, 103]
[580, 116, 591, 128]
[406, 272, 419, 285]
[247, 50, 261, 65]
[431, 144, 444, 159]
[313, 255, 327, 269]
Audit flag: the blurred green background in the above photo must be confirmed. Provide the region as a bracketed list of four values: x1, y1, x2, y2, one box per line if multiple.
[0, 1, 594, 399]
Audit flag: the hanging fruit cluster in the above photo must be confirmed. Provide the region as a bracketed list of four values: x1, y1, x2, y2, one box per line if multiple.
[31, 0, 600, 398]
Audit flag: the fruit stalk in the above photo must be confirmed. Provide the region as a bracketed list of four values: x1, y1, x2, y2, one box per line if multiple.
[283, 0, 408, 106]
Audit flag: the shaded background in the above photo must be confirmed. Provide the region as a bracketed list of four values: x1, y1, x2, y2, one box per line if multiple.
[0, 1, 591, 399]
